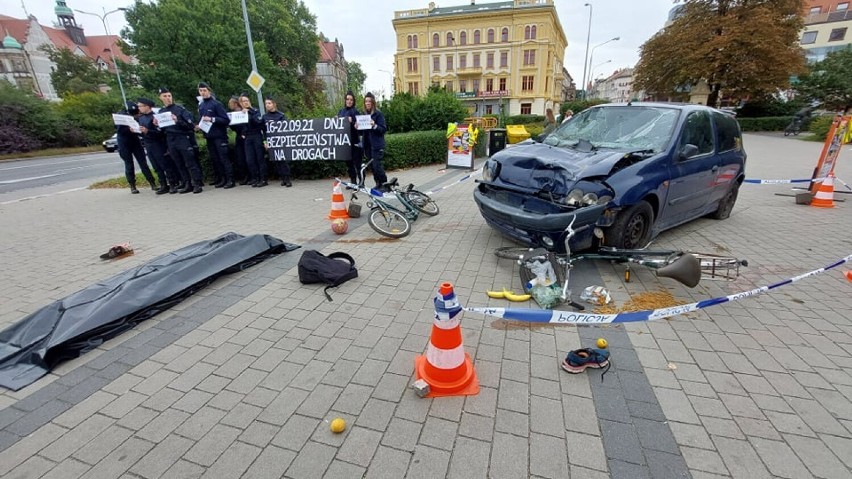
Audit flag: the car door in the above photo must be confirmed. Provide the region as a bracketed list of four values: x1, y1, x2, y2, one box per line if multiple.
[663, 110, 720, 226]
[710, 112, 744, 202]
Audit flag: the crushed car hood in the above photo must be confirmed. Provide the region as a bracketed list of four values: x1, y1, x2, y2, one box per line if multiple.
[492, 142, 632, 191]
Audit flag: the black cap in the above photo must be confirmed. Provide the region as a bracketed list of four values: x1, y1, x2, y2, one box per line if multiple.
[137, 97, 155, 107]
[364, 92, 375, 100]
[197, 81, 210, 89]
[125, 101, 139, 115]
[158, 87, 170, 94]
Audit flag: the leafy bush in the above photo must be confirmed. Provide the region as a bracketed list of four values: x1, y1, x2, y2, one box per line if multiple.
[559, 99, 608, 117]
[735, 116, 794, 132]
[0, 125, 41, 155]
[0, 81, 66, 149]
[808, 115, 835, 140]
[381, 90, 467, 133]
[736, 97, 806, 118]
[54, 92, 124, 146]
[505, 114, 544, 125]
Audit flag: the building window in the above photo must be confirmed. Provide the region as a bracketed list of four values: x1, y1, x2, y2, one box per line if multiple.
[408, 82, 420, 95]
[830, 27, 847, 41]
[487, 53, 494, 68]
[500, 52, 508, 68]
[459, 54, 467, 69]
[407, 58, 418, 72]
[460, 31, 467, 45]
[801, 31, 817, 44]
[486, 105, 493, 114]
[521, 103, 531, 114]
[414, 35, 419, 48]
[407, 35, 412, 49]
[525, 26, 531, 39]
[433, 33, 439, 47]
[487, 29, 495, 43]
[432, 81, 440, 89]
[473, 79, 480, 92]
[446, 80, 453, 92]
[501, 27, 509, 42]
[809, 6, 821, 14]
[522, 75, 534, 91]
[473, 53, 481, 68]
[433, 56, 440, 72]
[474, 30, 481, 44]
[839, 3, 850, 11]
[531, 25, 537, 39]
[499, 77, 506, 91]
[446, 55, 454, 71]
[523, 50, 536, 66]
[545, 76, 549, 93]
[447, 32, 454, 46]
[460, 80, 467, 92]
[485, 78, 493, 92]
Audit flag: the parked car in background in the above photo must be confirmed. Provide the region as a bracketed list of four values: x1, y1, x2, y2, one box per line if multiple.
[102, 134, 117, 153]
[474, 102, 746, 252]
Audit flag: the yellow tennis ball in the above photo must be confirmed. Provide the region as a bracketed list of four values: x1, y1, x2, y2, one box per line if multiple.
[330, 418, 346, 433]
[596, 338, 608, 349]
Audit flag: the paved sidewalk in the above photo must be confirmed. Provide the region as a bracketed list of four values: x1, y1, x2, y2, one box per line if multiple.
[0, 133, 850, 478]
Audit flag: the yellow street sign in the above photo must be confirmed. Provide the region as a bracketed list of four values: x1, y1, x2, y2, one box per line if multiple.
[246, 70, 265, 92]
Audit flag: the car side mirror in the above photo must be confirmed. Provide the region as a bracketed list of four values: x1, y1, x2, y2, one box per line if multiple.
[679, 144, 699, 160]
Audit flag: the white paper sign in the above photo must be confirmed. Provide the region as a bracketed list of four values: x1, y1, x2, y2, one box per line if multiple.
[355, 114, 372, 130]
[228, 111, 248, 125]
[198, 119, 213, 134]
[154, 112, 175, 128]
[112, 114, 140, 133]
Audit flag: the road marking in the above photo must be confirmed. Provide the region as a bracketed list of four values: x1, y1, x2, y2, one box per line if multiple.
[0, 187, 87, 205]
[0, 174, 61, 184]
[0, 155, 112, 171]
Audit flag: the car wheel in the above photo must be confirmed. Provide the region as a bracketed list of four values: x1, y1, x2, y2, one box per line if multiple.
[711, 182, 739, 220]
[604, 200, 654, 249]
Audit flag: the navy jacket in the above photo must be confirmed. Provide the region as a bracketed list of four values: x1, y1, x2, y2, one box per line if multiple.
[262, 110, 287, 141]
[198, 97, 230, 139]
[158, 104, 196, 139]
[338, 105, 360, 144]
[115, 108, 140, 141]
[244, 108, 265, 137]
[137, 112, 167, 147]
[361, 109, 387, 152]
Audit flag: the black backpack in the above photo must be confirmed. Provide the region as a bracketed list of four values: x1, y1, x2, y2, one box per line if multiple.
[297, 250, 358, 301]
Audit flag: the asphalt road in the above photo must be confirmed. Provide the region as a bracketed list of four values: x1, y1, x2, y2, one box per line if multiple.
[0, 151, 124, 204]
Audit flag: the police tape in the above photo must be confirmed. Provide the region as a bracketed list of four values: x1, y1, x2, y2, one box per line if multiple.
[744, 178, 823, 184]
[464, 254, 852, 324]
[423, 170, 482, 196]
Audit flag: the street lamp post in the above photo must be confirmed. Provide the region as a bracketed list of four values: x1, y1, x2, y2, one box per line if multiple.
[587, 36, 619, 88]
[240, 0, 264, 109]
[74, 7, 128, 107]
[580, 3, 592, 100]
[589, 60, 611, 99]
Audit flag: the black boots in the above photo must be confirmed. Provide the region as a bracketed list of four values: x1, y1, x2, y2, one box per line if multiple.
[130, 184, 139, 194]
[156, 184, 170, 195]
[280, 177, 292, 187]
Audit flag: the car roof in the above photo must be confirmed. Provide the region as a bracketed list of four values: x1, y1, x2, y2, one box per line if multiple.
[592, 102, 728, 114]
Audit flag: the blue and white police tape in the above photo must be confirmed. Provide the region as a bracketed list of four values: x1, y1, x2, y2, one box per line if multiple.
[423, 170, 482, 196]
[744, 178, 824, 185]
[464, 254, 852, 324]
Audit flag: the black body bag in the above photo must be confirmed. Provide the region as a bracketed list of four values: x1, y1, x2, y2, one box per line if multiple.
[298, 250, 358, 301]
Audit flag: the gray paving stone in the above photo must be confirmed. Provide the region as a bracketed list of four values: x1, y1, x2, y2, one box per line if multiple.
[495, 407, 529, 437]
[171, 389, 213, 414]
[183, 423, 241, 467]
[284, 441, 336, 479]
[626, 399, 667, 422]
[72, 425, 133, 465]
[600, 419, 645, 465]
[6, 455, 56, 478]
[324, 460, 367, 479]
[128, 433, 194, 479]
[784, 433, 849, 479]
[655, 387, 701, 424]
[563, 394, 601, 435]
[243, 446, 296, 479]
[202, 441, 261, 478]
[332, 383, 373, 415]
[529, 432, 570, 479]
[420, 416, 459, 451]
[530, 395, 565, 438]
[365, 445, 412, 479]
[394, 391, 431, 423]
[497, 379, 529, 414]
[136, 408, 190, 442]
[428, 395, 465, 422]
[749, 437, 811, 478]
[257, 387, 309, 426]
[6, 398, 72, 436]
[271, 414, 319, 451]
[645, 449, 691, 479]
[490, 432, 528, 479]
[162, 459, 205, 479]
[356, 398, 395, 432]
[712, 435, 771, 478]
[337, 426, 383, 467]
[634, 417, 680, 455]
[381, 417, 422, 452]
[764, 410, 816, 437]
[79, 436, 154, 478]
[669, 421, 715, 450]
[40, 457, 91, 479]
[289, 360, 333, 391]
[406, 444, 452, 479]
[589, 384, 631, 423]
[447, 436, 490, 479]
[565, 430, 607, 471]
[221, 402, 262, 428]
[609, 459, 651, 479]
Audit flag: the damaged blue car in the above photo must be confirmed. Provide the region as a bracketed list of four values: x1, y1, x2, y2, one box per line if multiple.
[474, 103, 746, 252]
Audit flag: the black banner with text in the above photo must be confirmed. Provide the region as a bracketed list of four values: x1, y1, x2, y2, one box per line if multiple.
[265, 117, 352, 162]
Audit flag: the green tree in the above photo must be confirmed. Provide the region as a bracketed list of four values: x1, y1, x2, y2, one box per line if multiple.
[382, 89, 467, 133]
[41, 45, 107, 97]
[346, 61, 366, 95]
[122, 0, 321, 115]
[634, 0, 807, 106]
[795, 47, 852, 110]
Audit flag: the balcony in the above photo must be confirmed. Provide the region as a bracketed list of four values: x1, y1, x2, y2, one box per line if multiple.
[478, 89, 510, 98]
[455, 91, 477, 99]
[805, 10, 852, 25]
[456, 67, 483, 76]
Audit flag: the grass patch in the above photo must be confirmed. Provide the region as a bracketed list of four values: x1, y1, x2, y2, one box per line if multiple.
[0, 146, 103, 161]
[90, 173, 158, 189]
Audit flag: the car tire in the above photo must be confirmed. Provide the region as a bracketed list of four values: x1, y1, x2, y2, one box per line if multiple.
[604, 200, 654, 250]
[711, 182, 739, 220]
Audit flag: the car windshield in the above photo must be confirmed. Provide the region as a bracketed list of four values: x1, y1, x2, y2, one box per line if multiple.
[543, 106, 680, 153]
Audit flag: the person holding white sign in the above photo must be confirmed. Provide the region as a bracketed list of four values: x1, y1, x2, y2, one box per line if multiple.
[155, 87, 203, 194]
[137, 98, 180, 194]
[240, 94, 268, 187]
[338, 91, 362, 187]
[197, 82, 234, 189]
[116, 101, 157, 194]
[262, 97, 292, 187]
[228, 96, 250, 185]
[361, 92, 388, 189]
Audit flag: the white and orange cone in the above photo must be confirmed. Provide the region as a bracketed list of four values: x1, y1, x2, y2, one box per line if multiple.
[811, 174, 836, 208]
[414, 282, 480, 398]
[327, 181, 350, 219]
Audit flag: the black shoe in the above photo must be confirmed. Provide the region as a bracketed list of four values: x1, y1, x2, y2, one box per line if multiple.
[150, 183, 158, 191]
[169, 186, 179, 194]
[239, 179, 250, 186]
[223, 181, 235, 189]
[284, 178, 292, 187]
[193, 186, 203, 194]
[214, 182, 225, 188]
[130, 186, 139, 194]
[156, 186, 169, 195]
[178, 187, 192, 194]
[255, 180, 268, 188]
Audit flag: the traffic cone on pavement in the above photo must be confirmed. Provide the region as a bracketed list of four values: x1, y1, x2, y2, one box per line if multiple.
[845, 270, 852, 282]
[327, 181, 350, 219]
[811, 174, 836, 208]
[414, 282, 480, 398]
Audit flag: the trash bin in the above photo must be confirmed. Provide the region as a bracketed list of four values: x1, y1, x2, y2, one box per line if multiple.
[506, 125, 531, 144]
[487, 128, 507, 156]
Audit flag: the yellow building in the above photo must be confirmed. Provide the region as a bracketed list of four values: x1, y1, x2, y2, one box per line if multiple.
[392, 0, 567, 116]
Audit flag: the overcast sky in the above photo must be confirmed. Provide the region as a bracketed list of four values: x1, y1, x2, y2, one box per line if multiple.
[7, 0, 679, 98]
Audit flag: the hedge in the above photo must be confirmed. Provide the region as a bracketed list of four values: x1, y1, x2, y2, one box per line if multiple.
[736, 116, 794, 132]
[505, 114, 544, 125]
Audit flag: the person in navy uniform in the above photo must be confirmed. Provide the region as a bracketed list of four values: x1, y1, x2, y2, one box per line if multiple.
[116, 101, 157, 194]
[239, 94, 268, 187]
[196, 82, 234, 188]
[262, 97, 291, 187]
[227, 96, 250, 185]
[155, 87, 203, 194]
[361, 92, 388, 189]
[137, 97, 180, 194]
[338, 91, 362, 186]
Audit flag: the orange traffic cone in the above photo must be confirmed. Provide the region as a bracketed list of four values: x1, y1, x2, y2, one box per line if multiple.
[845, 270, 852, 282]
[327, 181, 350, 219]
[811, 174, 836, 208]
[414, 282, 480, 398]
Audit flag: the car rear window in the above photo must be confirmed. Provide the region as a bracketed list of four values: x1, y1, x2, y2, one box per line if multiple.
[714, 112, 741, 152]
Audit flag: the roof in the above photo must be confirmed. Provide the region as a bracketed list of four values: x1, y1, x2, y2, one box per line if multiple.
[0, 15, 30, 47]
[430, 1, 515, 16]
[318, 41, 336, 63]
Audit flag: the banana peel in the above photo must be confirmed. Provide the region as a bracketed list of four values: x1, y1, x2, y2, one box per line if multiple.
[485, 288, 531, 302]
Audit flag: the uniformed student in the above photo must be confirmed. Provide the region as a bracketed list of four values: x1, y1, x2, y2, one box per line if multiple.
[197, 82, 234, 188]
[137, 97, 180, 194]
[361, 92, 388, 189]
[338, 91, 362, 186]
[116, 101, 157, 194]
[239, 94, 268, 187]
[227, 96, 250, 185]
[262, 97, 291, 187]
[155, 87, 203, 194]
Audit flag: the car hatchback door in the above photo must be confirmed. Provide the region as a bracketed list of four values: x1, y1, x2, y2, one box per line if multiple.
[663, 110, 720, 227]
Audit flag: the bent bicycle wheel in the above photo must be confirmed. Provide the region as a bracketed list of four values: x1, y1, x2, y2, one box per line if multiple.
[494, 246, 535, 261]
[367, 208, 411, 238]
[402, 190, 439, 216]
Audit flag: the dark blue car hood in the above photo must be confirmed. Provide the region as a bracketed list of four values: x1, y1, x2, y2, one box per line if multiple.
[490, 141, 629, 191]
